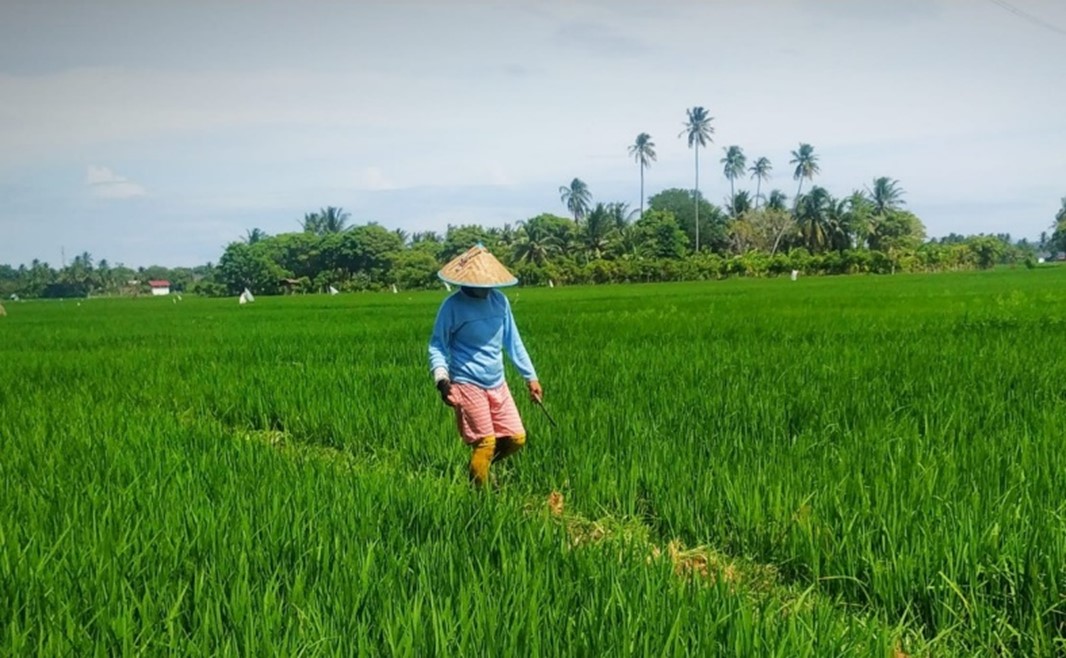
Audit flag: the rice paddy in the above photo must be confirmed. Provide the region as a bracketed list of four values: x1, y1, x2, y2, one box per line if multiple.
[2, 268, 1065, 656]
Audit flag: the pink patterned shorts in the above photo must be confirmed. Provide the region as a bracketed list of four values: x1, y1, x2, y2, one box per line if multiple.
[448, 381, 526, 444]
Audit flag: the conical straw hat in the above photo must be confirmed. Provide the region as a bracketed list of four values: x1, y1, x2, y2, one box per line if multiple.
[438, 244, 518, 288]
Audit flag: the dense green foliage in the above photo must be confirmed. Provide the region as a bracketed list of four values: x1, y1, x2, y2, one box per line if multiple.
[3, 269, 1066, 655]
[2, 194, 1061, 301]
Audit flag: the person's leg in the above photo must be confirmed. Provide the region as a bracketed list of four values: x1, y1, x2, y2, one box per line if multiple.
[469, 435, 496, 487]
[492, 433, 525, 463]
[489, 383, 528, 464]
[451, 383, 496, 487]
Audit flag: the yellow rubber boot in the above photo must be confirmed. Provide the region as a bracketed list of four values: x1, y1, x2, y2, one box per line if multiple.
[492, 434, 526, 464]
[469, 435, 496, 487]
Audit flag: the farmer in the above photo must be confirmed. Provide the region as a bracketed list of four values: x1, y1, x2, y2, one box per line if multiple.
[428, 244, 543, 488]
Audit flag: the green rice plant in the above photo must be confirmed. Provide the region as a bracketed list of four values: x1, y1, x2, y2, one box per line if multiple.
[3, 267, 1066, 655]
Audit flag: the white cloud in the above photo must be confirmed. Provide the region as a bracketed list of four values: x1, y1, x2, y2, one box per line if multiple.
[86, 165, 146, 199]
[487, 163, 514, 187]
[2, 0, 1065, 265]
[355, 166, 396, 191]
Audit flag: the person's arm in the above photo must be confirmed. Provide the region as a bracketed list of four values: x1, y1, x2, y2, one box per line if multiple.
[502, 295, 542, 401]
[428, 302, 453, 404]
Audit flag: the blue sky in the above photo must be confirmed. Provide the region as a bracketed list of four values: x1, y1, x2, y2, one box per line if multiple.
[1, 0, 1064, 267]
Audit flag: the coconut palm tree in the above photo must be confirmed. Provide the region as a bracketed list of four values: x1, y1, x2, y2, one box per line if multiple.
[604, 202, 637, 230]
[1047, 198, 1066, 254]
[679, 106, 715, 252]
[721, 146, 747, 218]
[498, 223, 518, 249]
[766, 189, 789, 213]
[789, 143, 820, 205]
[319, 206, 350, 234]
[867, 177, 906, 215]
[825, 197, 854, 252]
[559, 178, 592, 225]
[628, 133, 656, 218]
[795, 186, 834, 252]
[843, 190, 873, 249]
[513, 221, 561, 266]
[301, 212, 323, 234]
[243, 228, 267, 245]
[767, 189, 795, 256]
[749, 157, 772, 209]
[582, 203, 617, 261]
[729, 190, 753, 218]
[411, 231, 441, 244]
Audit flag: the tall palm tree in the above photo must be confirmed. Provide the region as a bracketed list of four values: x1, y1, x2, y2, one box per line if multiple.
[866, 177, 905, 215]
[825, 197, 854, 252]
[766, 189, 789, 212]
[411, 231, 441, 244]
[606, 202, 637, 230]
[513, 221, 561, 266]
[628, 133, 657, 218]
[582, 203, 616, 261]
[789, 143, 820, 205]
[243, 228, 267, 245]
[721, 146, 747, 218]
[767, 190, 792, 255]
[679, 106, 714, 252]
[729, 190, 753, 218]
[1049, 198, 1066, 255]
[749, 157, 772, 209]
[843, 190, 873, 248]
[559, 178, 592, 225]
[318, 206, 350, 234]
[491, 223, 517, 250]
[795, 186, 833, 252]
[301, 211, 323, 234]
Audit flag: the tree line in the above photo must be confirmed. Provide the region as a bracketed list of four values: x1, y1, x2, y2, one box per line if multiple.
[2, 195, 1060, 300]
[4, 101, 1066, 299]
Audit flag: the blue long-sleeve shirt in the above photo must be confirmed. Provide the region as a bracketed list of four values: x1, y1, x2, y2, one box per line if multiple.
[428, 289, 537, 389]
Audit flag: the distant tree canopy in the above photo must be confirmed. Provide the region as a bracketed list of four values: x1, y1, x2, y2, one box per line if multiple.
[1, 183, 1058, 299]
[5, 107, 1062, 298]
[0, 256, 214, 299]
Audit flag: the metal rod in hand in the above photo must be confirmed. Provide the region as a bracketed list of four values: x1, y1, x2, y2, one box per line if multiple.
[534, 399, 558, 428]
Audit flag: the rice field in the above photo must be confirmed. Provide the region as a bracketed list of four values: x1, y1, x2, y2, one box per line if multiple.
[2, 268, 1065, 656]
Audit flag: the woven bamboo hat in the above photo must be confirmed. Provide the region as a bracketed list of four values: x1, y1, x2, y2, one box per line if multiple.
[438, 243, 518, 288]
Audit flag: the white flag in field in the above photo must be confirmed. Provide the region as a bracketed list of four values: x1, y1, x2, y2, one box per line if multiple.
[239, 288, 255, 304]
[790, 270, 798, 281]
[329, 286, 339, 295]
[548, 279, 554, 288]
[391, 284, 398, 294]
